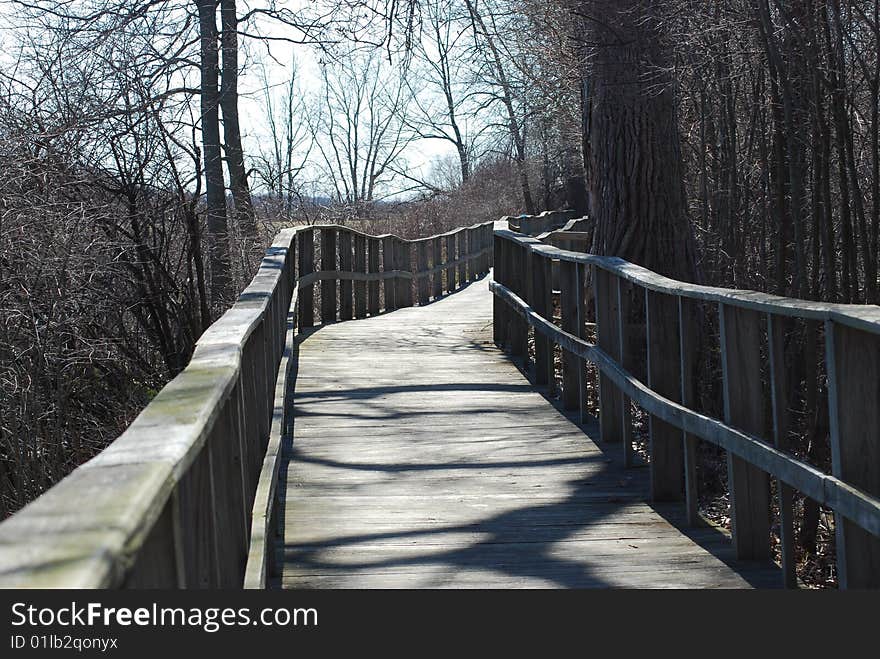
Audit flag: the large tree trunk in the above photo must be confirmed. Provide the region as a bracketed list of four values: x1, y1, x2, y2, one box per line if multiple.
[583, 0, 698, 282]
[197, 0, 231, 307]
[220, 0, 256, 238]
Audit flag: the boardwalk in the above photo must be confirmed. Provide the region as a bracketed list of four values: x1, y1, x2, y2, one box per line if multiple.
[280, 274, 781, 588]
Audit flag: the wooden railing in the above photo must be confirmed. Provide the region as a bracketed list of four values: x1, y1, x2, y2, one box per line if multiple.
[491, 222, 880, 589]
[507, 209, 580, 236]
[0, 221, 492, 588]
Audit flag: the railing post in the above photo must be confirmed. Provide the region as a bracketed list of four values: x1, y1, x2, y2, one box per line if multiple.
[417, 240, 429, 305]
[646, 290, 685, 501]
[594, 268, 624, 443]
[339, 229, 353, 321]
[530, 249, 553, 388]
[825, 320, 880, 588]
[559, 258, 580, 411]
[720, 303, 770, 560]
[354, 233, 367, 319]
[679, 296, 700, 526]
[617, 279, 636, 467]
[396, 240, 413, 308]
[493, 233, 506, 348]
[432, 236, 443, 300]
[382, 236, 396, 311]
[297, 229, 314, 329]
[320, 227, 337, 323]
[457, 231, 467, 287]
[768, 313, 797, 587]
[446, 233, 457, 293]
[368, 237, 380, 315]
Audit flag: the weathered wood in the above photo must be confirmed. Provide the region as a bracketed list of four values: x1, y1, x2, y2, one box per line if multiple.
[458, 229, 468, 285]
[720, 303, 770, 561]
[559, 259, 580, 411]
[368, 238, 380, 315]
[679, 296, 700, 526]
[339, 230, 353, 321]
[286, 276, 780, 589]
[298, 229, 314, 328]
[491, 277, 880, 538]
[510, 242, 529, 359]
[354, 233, 367, 318]
[124, 501, 180, 588]
[595, 268, 624, 443]
[446, 233, 457, 293]
[176, 445, 219, 588]
[432, 236, 443, 300]
[618, 279, 636, 467]
[530, 249, 553, 388]
[396, 240, 413, 308]
[826, 321, 880, 588]
[767, 313, 797, 587]
[646, 290, 684, 501]
[495, 226, 880, 336]
[382, 236, 396, 311]
[320, 228, 337, 323]
[417, 240, 429, 305]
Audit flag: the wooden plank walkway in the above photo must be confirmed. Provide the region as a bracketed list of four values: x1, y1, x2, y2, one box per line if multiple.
[279, 275, 781, 588]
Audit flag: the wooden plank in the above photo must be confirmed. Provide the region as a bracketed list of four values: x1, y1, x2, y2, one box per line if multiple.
[457, 230, 467, 285]
[767, 313, 797, 587]
[530, 250, 553, 388]
[646, 290, 684, 501]
[339, 230, 353, 321]
[354, 233, 367, 318]
[595, 268, 624, 443]
[826, 321, 880, 588]
[417, 240, 429, 305]
[679, 296, 700, 526]
[382, 236, 396, 311]
[298, 229, 314, 328]
[618, 279, 635, 467]
[720, 303, 770, 560]
[559, 259, 579, 411]
[446, 234, 457, 293]
[432, 237, 443, 300]
[320, 227, 337, 323]
[368, 238, 380, 315]
[396, 240, 413, 308]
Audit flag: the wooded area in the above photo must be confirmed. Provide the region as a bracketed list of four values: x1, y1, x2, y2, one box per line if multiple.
[1, 0, 878, 588]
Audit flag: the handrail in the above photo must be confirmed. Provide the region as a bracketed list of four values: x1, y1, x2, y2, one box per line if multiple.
[0, 221, 493, 588]
[496, 228, 880, 334]
[492, 221, 880, 589]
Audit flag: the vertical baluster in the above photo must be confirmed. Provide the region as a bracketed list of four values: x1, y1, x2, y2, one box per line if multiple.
[825, 320, 880, 588]
[339, 230, 353, 321]
[297, 229, 314, 329]
[768, 313, 797, 587]
[559, 258, 579, 411]
[397, 240, 413, 307]
[595, 268, 625, 442]
[432, 236, 443, 300]
[646, 290, 684, 501]
[617, 279, 635, 467]
[354, 233, 367, 318]
[446, 233, 457, 293]
[720, 302, 770, 559]
[382, 236, 396, 311]
[417, 240, 429, 305]
[457, 231, 467, 286]
[320, 228, 337, 323]
[679, 296, 700, 526]
[368, 238, 380, 315]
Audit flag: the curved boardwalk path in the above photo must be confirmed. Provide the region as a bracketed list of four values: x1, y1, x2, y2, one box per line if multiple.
[280, 275, 781, 588]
